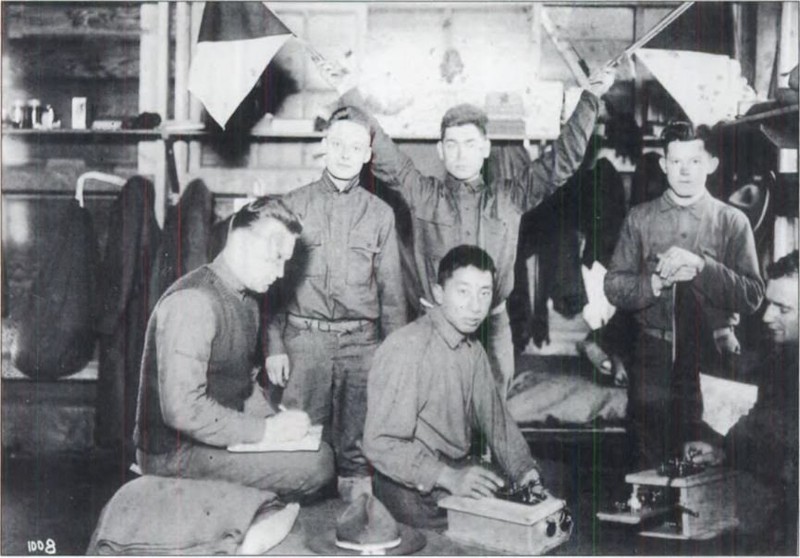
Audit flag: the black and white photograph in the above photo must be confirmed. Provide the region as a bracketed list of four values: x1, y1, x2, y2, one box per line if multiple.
[1, 1, 798, 555]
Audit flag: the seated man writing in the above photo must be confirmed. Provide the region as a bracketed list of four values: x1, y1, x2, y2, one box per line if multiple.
[683, 250, 798, 553]
[133, 197, 334, 501]
[363, 245, 543, 530]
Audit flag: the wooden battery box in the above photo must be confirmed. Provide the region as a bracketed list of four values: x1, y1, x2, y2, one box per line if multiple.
[597, 468, 739, 540]
[438, 494, 571, 554]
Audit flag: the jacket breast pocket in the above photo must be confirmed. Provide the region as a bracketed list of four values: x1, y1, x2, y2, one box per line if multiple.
[413, 212, 455, 288]
[298, 230, 325, 277]
[346, 232, 380, 286]
[414, 212, 456, 257]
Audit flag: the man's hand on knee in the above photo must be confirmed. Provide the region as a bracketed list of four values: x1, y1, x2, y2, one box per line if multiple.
[436, 465, 504, 499]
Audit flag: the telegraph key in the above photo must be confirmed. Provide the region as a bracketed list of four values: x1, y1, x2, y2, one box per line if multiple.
[438, 482, 572, 554]
[597, 458, 738, 540]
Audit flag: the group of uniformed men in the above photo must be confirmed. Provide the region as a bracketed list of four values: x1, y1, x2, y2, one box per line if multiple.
[132, 56, 796, 548]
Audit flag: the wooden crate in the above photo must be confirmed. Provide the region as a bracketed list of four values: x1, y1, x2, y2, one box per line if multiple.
[438, 495, 571, 554]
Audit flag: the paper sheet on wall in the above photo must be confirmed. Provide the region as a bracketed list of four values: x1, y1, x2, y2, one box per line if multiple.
[228, 425, 323, 453]
[356, 82, 564, 139]
[635, 48, 755, 127]
[700, 373, 759, 436]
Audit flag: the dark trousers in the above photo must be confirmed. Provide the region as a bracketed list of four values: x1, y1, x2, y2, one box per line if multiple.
[282, 322, 378, 478]
[373, 471, 448, 531]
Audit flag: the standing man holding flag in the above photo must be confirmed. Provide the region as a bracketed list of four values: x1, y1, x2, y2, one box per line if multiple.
[317, 64, 617, 396]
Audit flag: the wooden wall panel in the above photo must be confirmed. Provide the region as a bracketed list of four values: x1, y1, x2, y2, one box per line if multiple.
[4, 3, 140, 38]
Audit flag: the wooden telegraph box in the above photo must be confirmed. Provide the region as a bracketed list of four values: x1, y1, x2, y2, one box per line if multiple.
[597, 468, 739, 540]
[438, 494, 572, 554]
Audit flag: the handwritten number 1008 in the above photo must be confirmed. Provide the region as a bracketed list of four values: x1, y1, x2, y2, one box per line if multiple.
[27, 539, 56, 554]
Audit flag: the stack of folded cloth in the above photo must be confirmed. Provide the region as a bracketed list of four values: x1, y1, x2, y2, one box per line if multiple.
[87, 476, 274, 555]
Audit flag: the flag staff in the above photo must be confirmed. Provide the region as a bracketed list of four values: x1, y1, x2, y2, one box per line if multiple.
[540, 1, 694, 85]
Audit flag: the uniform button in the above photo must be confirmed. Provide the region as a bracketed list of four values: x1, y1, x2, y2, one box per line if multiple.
[681, 233, 688, 238]
[417, 484, 425, 491]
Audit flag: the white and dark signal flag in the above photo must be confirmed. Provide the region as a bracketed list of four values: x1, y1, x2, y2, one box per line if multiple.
[188, 2, 292, 129]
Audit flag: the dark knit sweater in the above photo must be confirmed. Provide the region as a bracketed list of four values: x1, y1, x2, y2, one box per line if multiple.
[134, 258, 261, 454]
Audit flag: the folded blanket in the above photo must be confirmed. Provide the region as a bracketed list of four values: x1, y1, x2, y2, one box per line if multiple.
[87, 476, 274, 555]
[508, 369, 627, 426]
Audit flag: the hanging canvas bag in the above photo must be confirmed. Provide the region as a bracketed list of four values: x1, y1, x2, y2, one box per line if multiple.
[12, 199, 99, 379]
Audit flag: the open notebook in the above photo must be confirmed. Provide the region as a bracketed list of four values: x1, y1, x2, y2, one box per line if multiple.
[228, 425, 323, 453]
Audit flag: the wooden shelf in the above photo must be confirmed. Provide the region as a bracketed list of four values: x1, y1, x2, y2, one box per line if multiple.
[6, 30, 141, 40]
[2, 127, 325, 141]
[4, 128, 162, 138]
[2, 126, 550, 142]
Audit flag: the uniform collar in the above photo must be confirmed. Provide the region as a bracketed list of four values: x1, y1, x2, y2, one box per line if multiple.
[658, 189, 710, 220]
[210, 254, 249, 299]
[429, 307, 471, 349]
[322, 170, 360, 194]
[445, 172, 487, 194]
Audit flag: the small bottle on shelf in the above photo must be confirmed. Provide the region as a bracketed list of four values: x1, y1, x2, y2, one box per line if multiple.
[11, 100, 25, 128]
[27, 99, 42, 129]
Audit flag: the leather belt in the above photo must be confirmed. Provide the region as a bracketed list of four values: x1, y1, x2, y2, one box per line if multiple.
[287, 314, 374, 334]
[642, 327, 673, 343]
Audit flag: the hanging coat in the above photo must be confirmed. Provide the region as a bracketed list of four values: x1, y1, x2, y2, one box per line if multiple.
[510, 157, 626, 348]
[94, 176, 161, 458]
[149, 179, 214, 309]
[208, 213, 232, 262]
[12, 200, 99, 379]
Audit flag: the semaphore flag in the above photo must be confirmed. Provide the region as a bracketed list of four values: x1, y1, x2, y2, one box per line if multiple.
[188, 2, 293, 129]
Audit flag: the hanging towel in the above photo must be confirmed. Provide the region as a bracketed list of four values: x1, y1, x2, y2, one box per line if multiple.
[12, 200, 99, 379]
[95, 177, 161, 458]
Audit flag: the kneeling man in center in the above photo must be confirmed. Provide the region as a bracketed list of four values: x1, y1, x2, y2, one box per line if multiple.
[364, 245, 543, 530]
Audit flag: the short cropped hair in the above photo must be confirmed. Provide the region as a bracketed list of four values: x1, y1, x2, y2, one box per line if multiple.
[440, 104, 488, 138]
[767, 250, 799, 280]
[230, 196, 303, 235]
[437, 244, 496, 286]
[661, 121, 717, 157]
[327, 105, 372, 135]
